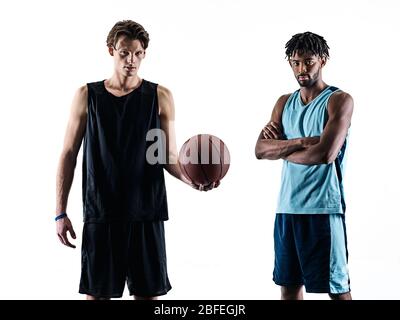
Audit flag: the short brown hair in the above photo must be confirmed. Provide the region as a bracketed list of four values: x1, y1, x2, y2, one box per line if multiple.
[106, 20, 150, 49]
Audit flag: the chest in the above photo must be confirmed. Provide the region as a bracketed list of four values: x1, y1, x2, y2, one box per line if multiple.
[282, 96, 329, 138]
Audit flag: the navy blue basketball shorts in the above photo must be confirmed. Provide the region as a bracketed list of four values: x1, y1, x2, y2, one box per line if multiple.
[79, 221, 171, 298]
[273, 214, 350, 294]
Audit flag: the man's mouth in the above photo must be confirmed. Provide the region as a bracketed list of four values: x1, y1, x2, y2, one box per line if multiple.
[298, 75, 309, 80]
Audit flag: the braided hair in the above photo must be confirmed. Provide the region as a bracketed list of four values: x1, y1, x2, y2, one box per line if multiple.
[285, 32, 329, 60]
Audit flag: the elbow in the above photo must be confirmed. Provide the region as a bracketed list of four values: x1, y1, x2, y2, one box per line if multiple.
[255, 148, 263, 160]
[255, 148, 278, 160]
[312, 144, 338, 164]
[321, 151, 337, 164]
[255, 140, 280, 160]
[255, 143, 262, 159]
[60, 150, 77, 167]
[325, 157, 336, 165]
[255, 144, 268, 160]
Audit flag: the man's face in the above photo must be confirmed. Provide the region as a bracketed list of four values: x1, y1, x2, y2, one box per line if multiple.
[289, 51, 326, 88]
[108, 35, 146, 78]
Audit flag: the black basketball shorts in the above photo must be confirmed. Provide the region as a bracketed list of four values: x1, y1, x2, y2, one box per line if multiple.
[79, 221, 171, 298]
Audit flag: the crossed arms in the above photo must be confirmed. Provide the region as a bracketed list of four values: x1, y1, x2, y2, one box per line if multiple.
[255, 91, 354, 165]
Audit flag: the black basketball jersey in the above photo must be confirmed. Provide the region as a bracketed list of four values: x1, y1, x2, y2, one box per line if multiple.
[82, 79, 169, 222]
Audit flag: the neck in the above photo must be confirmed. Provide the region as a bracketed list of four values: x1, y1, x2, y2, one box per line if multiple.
[107, 73, 141, 92]
[299, 80, 328, 104]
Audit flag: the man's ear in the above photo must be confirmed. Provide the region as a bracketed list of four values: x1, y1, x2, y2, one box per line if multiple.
[108, 46, 114, 56]
[321, 56, 327, 67]
[143, 50, 146, 59]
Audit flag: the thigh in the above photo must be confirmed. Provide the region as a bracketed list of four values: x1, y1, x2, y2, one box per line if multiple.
[79, 223, 128, 298]
[328, 214, 350, 294]
[273, 214, 303, 286]
[294, 214, 350, 294]
[126, 221, 171, 297]
[293, 214, 331, 293]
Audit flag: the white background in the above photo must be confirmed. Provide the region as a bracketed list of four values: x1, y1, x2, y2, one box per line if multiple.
[0, 0, 399, 299]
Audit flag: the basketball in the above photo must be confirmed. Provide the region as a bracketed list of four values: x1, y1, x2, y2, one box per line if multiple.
[178, 134, 230, 186]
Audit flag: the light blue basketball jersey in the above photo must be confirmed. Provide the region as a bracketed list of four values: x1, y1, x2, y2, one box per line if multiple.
[276, 86, 348, 214]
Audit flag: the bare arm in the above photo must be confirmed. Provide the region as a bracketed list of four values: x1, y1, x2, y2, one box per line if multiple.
[284, 91, 354, 165]
[55, 85, 88, 248]
[157, 85, 191, 185]
[255, 94, 319, 160]
[157, 85, 219, 191]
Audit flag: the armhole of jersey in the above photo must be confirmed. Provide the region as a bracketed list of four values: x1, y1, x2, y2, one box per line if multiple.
[283, 93, 293, 108]
[280, 93, 293, 139]
[85, 83, 91, 115]
[325, 87, 341, 111]
[281, 92, 294, 119]
[154, 83, 161, 116]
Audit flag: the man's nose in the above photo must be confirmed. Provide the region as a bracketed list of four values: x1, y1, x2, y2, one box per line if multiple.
[127, 53, 136, 64]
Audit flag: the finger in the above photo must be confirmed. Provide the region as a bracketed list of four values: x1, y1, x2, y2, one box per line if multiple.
[269, 122, 282, 134]
[208, 182, 217, 190]
[203, 182, 217, 191]
[266, 124, 280, 138]
[69, 225, 76, 239]
[58, 234, 66, 246]
[62, 232, 76, 249]
[190, 182, 202, 191]
[64, 238, 76, 249]
[262, 128, 273, 139]
[190, 183, 198, 189]
[264, 126, 279, 139]
[269, 121, 282, 130]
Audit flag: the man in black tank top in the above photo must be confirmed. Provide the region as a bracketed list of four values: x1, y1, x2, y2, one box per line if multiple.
[55, 20, 218, 300]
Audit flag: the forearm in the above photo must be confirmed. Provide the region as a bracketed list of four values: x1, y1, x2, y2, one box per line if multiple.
[56, 152, 77, 214]
[164, 162, 191, 185]
[163, 150, 191, 185]
[284, 144, 328, 165]
[255, 137, 305, 160]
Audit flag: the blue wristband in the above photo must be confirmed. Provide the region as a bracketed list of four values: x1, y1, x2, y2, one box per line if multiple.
[55, 213, 67, 221]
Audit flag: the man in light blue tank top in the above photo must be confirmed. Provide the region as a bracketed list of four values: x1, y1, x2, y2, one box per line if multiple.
[255, 32, 354, 300]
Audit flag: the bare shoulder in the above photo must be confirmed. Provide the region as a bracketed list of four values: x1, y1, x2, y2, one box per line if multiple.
[328, 90, 354, 115]
[157, 84, 173, 101]
[277, 93, 292, 105]
[330, 90, 354, 105]
[71, 85, 88, 116]
[74, 84, 88, 100]
[274, 93, 292, 112]
[270, 93, 291, 123]
[78, 84, 88, 94]
[157, 84, 175, 118]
